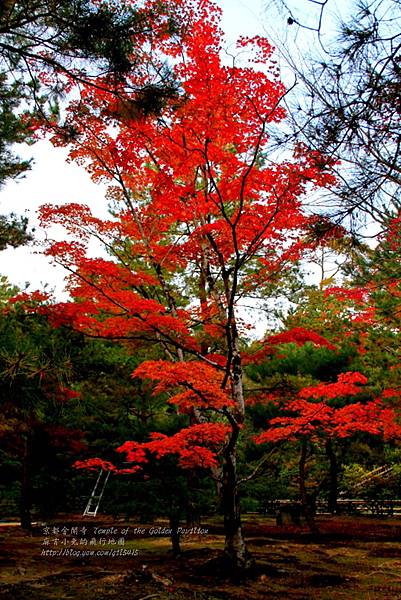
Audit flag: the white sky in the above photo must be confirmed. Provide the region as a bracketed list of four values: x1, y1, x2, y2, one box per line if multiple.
[0, 0, 347, 301]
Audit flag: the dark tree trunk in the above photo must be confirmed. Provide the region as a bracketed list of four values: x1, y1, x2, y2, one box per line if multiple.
[169, 513, 181, 556]
[219, 331, 252, 572]
[221, 444, 250, 571]
[299, 440, 319, 533]
[185, 500, 199, 527]
[185, 472, 201, 527]
[326, 439, 338, 514]
[20, 436, 32, 530]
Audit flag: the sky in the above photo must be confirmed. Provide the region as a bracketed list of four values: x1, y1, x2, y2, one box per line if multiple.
[0, 0, 347, 298]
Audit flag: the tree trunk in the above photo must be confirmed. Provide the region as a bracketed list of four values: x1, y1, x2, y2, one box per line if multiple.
[299, 440, 319, 533]
[20, 435, 32, 530]
[219, 320, 252, 572]
[185, 471, 201, 526]
[221, 446, 249, 570]
[169, 513, 181, 556]
[325, 439, 338, 514]
[221, 341, 251, 571]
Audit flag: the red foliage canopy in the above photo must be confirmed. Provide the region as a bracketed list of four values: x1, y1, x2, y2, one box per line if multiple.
[255, 372, 401, 445]
[264, 327, 336, 351]
[37, 0, 338, 476]
[299, 371, 368, 400]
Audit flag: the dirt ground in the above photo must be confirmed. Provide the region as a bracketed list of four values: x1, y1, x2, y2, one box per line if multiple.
[1, 515, 401, 599]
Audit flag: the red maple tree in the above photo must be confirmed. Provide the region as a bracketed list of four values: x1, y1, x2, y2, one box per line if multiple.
[255, 370, 401, 524]
[255, 372, 401, 445]
[38, 0, 337, 569]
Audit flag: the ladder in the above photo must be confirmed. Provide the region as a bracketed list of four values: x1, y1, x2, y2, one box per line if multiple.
[83, 469, 110, 517]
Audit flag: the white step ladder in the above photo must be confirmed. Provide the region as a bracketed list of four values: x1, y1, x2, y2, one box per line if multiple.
[83, 469, 110, 517]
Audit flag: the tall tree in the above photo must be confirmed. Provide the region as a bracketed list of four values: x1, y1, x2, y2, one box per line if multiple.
[0, 0, 184, 248]
[38, 0, 336, 571]
[264, 0, 401, 224]
[255, 368, 401, 519]
[0, 285, 85, 528]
